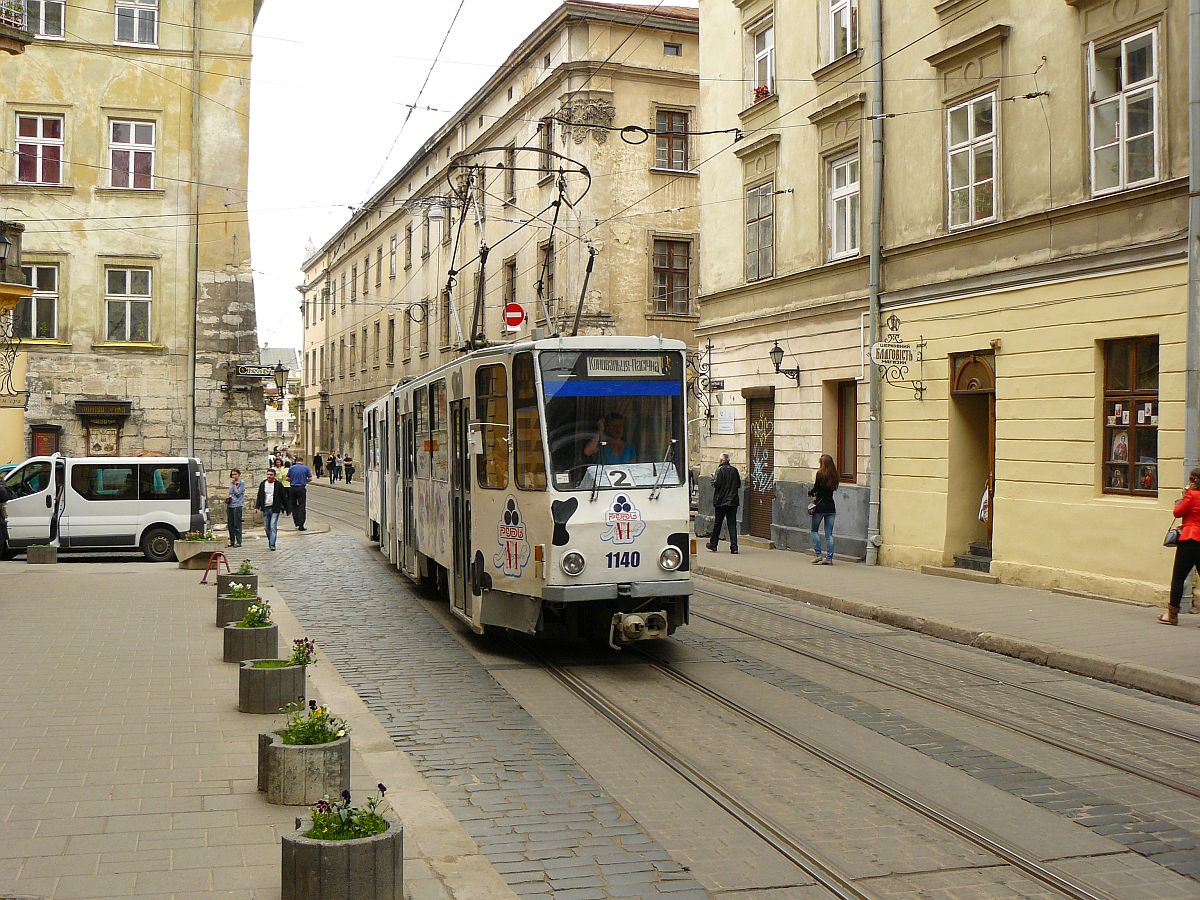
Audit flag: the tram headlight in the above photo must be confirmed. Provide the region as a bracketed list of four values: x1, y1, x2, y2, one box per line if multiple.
[561, 550, 586, 577]
[659, 546, 683, 571]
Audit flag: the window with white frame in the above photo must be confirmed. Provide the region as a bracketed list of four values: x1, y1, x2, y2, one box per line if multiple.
[351, 265, 357, 300]
[828, 153, 860, 258]
[115, 0, 157, 45]
[329, 278, 335, 315]
[105, 267, 152, 343]
[376, 247, 383, 287]
[751, 20, 775, 100]
[340, 272, 346, 305]
[25, 1, 64, 37]
[389, 237, 397, 277]
[422, 208, 431, 257]
[745, 181, 774, 282]
[829, 0, 857, 62]
[363, 254, 370, 296]
[655, 110, 689, 171]
[15, 114, 63, 185]
[947, 93, 996, 228]
[16, 264, 57, 340]
[1089, 28, 1158, 194]
[538, 117, 554, 176]
[108, 120, 154, 189]
[504, 145, 516, 202]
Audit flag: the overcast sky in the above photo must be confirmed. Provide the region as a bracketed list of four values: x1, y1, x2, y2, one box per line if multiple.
[247, 0, 696, 352]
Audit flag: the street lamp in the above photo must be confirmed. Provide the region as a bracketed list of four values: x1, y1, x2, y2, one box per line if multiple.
[0, 229, 11, 268]
[768, 340, 801, 384]
[272, 362, 289, 398]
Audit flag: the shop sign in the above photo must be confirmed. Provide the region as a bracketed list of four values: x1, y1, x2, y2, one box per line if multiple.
[236, 364, 275, 379]
[74, 400, 132, 418]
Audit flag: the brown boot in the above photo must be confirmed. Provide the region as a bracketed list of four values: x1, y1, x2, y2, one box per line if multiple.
[1157, 609, 1179, 626]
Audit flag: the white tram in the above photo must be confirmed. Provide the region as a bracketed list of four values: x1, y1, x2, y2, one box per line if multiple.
[362, 336, 693, 646]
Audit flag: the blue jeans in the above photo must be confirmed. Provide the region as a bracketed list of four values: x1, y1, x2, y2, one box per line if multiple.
[811, 513, 835, 560]
[263, 510, 281, 548]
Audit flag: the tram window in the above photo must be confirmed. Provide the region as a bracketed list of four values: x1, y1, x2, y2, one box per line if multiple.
[415, 387, 430, 477]
[475, 364, 509, 489]
[539, 350, 685, 491]
[394, 398, 403, 470]
[431, 379, 449, 482]
[513, 352, 547, 490]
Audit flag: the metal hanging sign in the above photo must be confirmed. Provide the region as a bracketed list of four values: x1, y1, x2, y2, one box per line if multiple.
[871, 314, 926, 400]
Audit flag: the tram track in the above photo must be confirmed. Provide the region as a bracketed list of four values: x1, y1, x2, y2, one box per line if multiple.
[692, 585, 1200, 801]
[514, 636, 1115, 900]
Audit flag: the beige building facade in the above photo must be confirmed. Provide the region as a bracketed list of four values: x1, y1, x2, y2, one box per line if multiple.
[697, 0, 1195, 604]
[300, 1, 700, 464]
[0, 0, 267, 512]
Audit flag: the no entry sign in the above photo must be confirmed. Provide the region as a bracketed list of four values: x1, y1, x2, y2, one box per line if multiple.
[503, 302, 526, 330]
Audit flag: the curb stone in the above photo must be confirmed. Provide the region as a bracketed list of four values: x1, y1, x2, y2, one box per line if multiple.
[693, 564, 1200, 706]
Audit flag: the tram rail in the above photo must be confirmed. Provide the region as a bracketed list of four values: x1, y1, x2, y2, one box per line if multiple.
[692, 585, 1200, 801]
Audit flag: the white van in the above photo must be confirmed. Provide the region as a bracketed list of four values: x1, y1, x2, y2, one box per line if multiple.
[1, 455, 209, 562]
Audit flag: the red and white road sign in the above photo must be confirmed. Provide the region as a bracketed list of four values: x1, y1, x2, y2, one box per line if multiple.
[503, 302, 526, 330]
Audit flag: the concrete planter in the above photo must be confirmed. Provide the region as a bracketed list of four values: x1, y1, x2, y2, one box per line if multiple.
[26, 545, 57, 564]
[174, 539, 226, 569]
[223, 624, 278, 663]
[281, 815, 402, 899]
[259, 733, 351, 806]
[217, 595, 261, 628]
[239, 660, 306, 715]
[217, 572, 258, 595]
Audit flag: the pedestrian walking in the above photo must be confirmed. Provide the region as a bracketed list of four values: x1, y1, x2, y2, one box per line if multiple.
[333, 454, 344, 483]
[343, 454, 355, 485]
[1158, 467, 1200, 625]
[254, 469, 289, 551]
[808, 454, 839, 565]
[313, 453, 324, 479]
[705, 453, 741, 554]
[286, 454, 313, 531]
[226, 469, 245, 548]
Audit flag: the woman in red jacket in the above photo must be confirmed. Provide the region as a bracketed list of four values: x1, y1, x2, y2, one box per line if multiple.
[1159, 467, 1200, 625]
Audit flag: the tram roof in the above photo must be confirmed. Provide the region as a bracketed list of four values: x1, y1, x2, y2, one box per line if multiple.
[365, 335, 687, 409]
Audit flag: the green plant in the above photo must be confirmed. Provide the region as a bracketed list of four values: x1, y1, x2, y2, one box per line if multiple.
[308, 786, 389, 841]
[181, 530, 216, 542]
[224, 583, 258, 600]
[286, 637, 316, 667]
[235, 599, 272, 628]
[235, 560, 255, 576]
[279, 698, 348, 745]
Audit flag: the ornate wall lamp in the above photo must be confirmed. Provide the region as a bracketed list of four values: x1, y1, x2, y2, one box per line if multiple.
[768, 340, 800, 384]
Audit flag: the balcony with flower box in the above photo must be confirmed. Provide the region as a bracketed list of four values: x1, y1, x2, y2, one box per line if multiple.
[0, 0, 33, 55]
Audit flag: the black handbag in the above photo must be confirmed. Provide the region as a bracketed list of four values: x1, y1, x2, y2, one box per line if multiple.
[1164, 518, 1181, 547]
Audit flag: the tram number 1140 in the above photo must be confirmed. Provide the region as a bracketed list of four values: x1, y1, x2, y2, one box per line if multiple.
[606, 551, 641, 569]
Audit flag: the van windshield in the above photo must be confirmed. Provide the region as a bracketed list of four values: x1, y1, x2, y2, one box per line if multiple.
[4, 462, 50, 497]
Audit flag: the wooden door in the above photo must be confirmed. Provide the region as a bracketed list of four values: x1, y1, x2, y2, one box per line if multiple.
[747, 397, 775, 540]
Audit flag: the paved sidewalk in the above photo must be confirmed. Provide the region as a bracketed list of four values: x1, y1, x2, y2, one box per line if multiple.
[693, 547, 1200, 705]
[310, 479, 363, 496]
[0, 558, 513, 899]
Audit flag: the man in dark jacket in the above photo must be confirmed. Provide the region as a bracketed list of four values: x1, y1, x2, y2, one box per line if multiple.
[706, 453, 741, 554]
[254, 469, 290, 550]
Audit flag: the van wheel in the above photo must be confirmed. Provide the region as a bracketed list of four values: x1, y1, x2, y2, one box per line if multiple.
[141, 526, 176, 563]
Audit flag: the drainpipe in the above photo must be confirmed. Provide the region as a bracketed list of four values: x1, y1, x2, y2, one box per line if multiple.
[865, 0, 885, 565]
[187, 0, 202, 458]
[1184, 0, 1200, 611]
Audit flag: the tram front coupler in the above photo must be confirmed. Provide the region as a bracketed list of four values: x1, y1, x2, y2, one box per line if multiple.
[607, 611, 669, 650]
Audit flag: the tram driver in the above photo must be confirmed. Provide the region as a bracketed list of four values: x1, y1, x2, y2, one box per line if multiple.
[583, 411, 639, 466]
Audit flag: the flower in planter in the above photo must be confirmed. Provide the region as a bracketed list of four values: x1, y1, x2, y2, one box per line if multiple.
[753, 84, 771, 103]
[235, 599, 273, 629]
[286, 637, 317, 668]
[277, 697, 349, 745]
[308, 784, 389, 841]
[235, 560, 255, 576]
[181, 530, 217, 542]
[225, 583, 258, 600]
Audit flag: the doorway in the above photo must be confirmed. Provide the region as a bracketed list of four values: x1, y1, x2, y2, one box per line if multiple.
[746, 396, 775, 541]
[948, 352, 996, 570]
[449, 398, 472, 617]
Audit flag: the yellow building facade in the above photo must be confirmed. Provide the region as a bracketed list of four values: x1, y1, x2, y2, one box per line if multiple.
[698, 0, 1193, 603]
[0, 0, 266, 505]
[300, 1, 700, 463]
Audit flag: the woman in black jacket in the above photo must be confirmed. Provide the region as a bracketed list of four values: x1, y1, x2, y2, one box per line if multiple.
[808, 454, 838, 565]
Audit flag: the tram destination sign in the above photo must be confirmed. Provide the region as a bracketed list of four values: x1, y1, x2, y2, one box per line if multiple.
[870, 342, 916, 368]
[586, 356, 663, 377]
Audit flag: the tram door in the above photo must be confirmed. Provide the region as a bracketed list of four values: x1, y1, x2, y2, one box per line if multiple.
[379, 408, 389, 558]
[401, 411, 416, 578]
[449, 398, 472, 617]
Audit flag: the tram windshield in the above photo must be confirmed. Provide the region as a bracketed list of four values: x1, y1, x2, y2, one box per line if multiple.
[539, 349, 685, 491]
